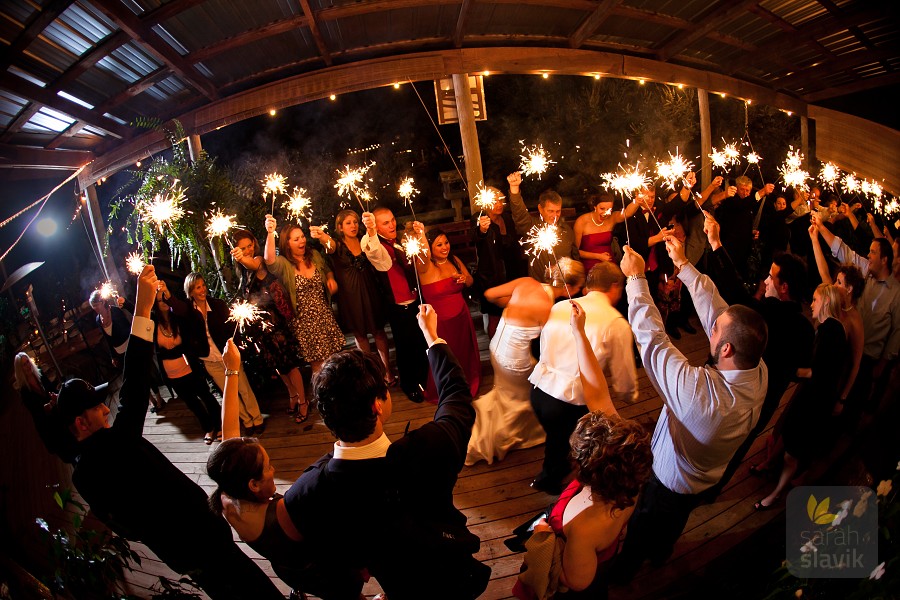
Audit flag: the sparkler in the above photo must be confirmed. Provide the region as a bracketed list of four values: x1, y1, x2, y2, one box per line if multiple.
[708, 140, 741, 174]
[335, 163, 375, 210]
[841, 173, 861, 195]
[819, 162, 842, 190]
[397, 177, 419, 220]
[779, 147, 810, 191]
[600, 163, 651, 200]
[137, 184, 187, 233]
[656, 150, 694, 191]
[521, 223, 571, 299]
[473, 182, 505, 219]
[861, 179, 883, 200]
[205, 209, 237, 247]
[745, 152, 761, 165]
[125, 252, 145, 276]
[401, 235, 427, 303]
[227, 300, 264, 340]
[99, 281, 118, 300]
[262, 172, 288, 214]
[519, 143, 556, 179]
[283, 187, 312, 223]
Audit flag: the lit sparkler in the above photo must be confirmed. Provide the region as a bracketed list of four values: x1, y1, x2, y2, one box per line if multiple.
[206, 209, 237, 240]
[335, 163, 375, 209]
[779, 147, 810, 191]
[601, 163, 651, 200]
[708, 141, 741, 171]
[861, 179, 883, 200]
[283, 187, 312, 222]
[398, 177, 419, 201]
[474, 182, 505, 218]
[745, 152, 761, 165]
[401, 235, 427, 303]
[819, 162, 841, 189]
[137, 184, 187, 233]
[519, 143, 556, 179]
[521, 223, 572, 299]
[99, 281, 118, 300]
[262, 172, 288, 213]
[227, 300, 264, 335]
[656, 151, 694, 190]
[125, 252, 145, 276]
[842, 173, 861, 195]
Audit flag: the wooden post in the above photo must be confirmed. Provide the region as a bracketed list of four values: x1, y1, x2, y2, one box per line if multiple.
[452, 73, 484, 215]
[698, 89, 711, 189]
[800, 116, 809, 169]
[187, 134, 203, 163]
[84, 184, 124, 293]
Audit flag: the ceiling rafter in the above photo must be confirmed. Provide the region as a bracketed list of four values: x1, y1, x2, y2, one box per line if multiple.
[141, 0, 210, 24]
[569, 0, 622, 49]
[656, 0, 760, 63]
[0, 72, 130, 138]
[454, 0, 474, 48]
[90, 0, 219, 101]
[188, 16, 310, 63]
[816, 0, 893, 74]
[45, 121, 87, 150]
[730, 6, 883, 77]
[51, 31, 131, 92]
[95, 67, 172, 114]
[0, 144, 93, 170]
[298, 0, 333, 66]
[748, 5, 836, 63]
[802, 70, 900, 102]
[775, 48, 895, 90]
[0, 0, 74, 72]
[0, 104, 42, 142]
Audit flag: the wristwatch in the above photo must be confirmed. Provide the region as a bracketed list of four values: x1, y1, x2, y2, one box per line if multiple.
[224, 369, 239, 377]
[628, 273, 646, 282]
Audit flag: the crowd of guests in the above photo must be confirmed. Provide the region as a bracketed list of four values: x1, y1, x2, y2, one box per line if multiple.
[14, 169, 900, 599]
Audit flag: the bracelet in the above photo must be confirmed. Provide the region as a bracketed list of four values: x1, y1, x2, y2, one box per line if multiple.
[628, 273, 646, 282]
[224, 369, 239, 377]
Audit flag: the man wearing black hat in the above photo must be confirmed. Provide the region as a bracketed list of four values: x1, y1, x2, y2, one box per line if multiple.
[56, 266, 281, 600]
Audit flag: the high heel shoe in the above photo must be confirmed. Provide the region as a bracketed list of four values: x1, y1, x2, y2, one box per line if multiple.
[286, 395, 300, 416]
[294, 399, 311, 424]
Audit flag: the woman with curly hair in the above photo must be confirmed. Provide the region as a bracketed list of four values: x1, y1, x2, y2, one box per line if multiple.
[516, 301, 652, 599]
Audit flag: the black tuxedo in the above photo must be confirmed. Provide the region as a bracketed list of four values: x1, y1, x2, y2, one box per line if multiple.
[284, 344, 490, 599]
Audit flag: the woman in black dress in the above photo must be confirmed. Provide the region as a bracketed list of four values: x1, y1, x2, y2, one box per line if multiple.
[311, 210, 393, 385]
[232, 230, 310, 423]
[754, 283, 849, 510]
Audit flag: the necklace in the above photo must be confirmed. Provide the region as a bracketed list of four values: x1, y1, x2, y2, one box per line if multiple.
[435, 258, 448, 265]
[590, 212, 606, 227]
[159, 327, 174, 338]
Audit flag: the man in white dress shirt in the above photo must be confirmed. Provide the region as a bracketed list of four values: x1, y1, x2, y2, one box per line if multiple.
[613, 235, 768, 581]
[528, 261, 637, 494]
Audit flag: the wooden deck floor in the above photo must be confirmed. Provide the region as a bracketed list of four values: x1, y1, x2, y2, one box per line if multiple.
[122, 313, 791, 599]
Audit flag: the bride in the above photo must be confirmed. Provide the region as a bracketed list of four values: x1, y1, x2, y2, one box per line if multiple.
[466, 258, 586, 466]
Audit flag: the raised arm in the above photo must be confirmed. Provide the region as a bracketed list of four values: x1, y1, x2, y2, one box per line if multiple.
[113, 265, 158, 439]
[220, 339, 242, 440]
[263, 214, 278, 265]
[483, 278, 524, 308]
[808, 219, 833, 285]
[309, 225, 335, 254]
[359, 211, 393, 271]
[507, 172, 533, 236]
[570, 301, 616, 416]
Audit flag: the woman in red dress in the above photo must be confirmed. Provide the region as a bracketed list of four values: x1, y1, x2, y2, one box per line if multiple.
[413, 224, 481, 402]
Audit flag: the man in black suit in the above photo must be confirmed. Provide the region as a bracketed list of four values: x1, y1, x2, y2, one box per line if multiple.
[284, 304, 490, 600]
[56, 266, 282, 600]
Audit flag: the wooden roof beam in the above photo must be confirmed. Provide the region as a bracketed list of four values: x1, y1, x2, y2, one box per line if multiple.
[656, 0, 760, 63]
[747, 5, 835, 64]
[188, 15, 310, 63]
[0, 0, 74, 71]
[774, 48, 896, 91]
[142, 0, 210, 24]
[96, 67, 172, 113]
[569, 0, 622, 49]
[90, 0, 219, 101]
[0, 144, 93, 170]
[731, 6, 884, 76]
[45, 121, 87, 150]
[816, 0, 894, 74]
[802, 70, 900, 103]
[298, 0, 333, 66]
[51, 31, 130, 91]
[0, 72, 131, 139]
[454, 0, 474, 48]
[0, 104, 42, 142]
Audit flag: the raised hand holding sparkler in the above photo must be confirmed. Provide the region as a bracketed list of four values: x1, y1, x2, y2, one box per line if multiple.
[309, 225, 334, 253]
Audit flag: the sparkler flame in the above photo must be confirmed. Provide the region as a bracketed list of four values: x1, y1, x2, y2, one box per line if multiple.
[262, 172, 287, 197]
[283, 187, 312, 221]
[474, 182, 505, 212]
[228, 301, 264, 334]
[397, 177, 419, 201]
[206, 209, 238, 238]
[401, 235, 427, 264]
[709, 141, 741, 170]
[745, 152, 761, 165]
[819, 162, 841, 189]
[137, 185, 187, 232]
[521, 223, 561, 264]
[656, 151, 695, 190]
[99, 281, 117, 299]
[334, 163, 375, 200]
[519, 144, 556, 179]
[861, 179, 883, 200]
[125, 252, 145, 275]
[779, 147, 810, 191]
[601, 163, 651, 199]
[842, 173, 861, 194]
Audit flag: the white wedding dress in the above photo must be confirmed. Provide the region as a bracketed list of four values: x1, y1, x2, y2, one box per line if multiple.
[466, 315, 545, 466]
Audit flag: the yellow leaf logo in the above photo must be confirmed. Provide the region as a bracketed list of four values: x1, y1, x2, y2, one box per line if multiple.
[807, 495, 837, 524]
